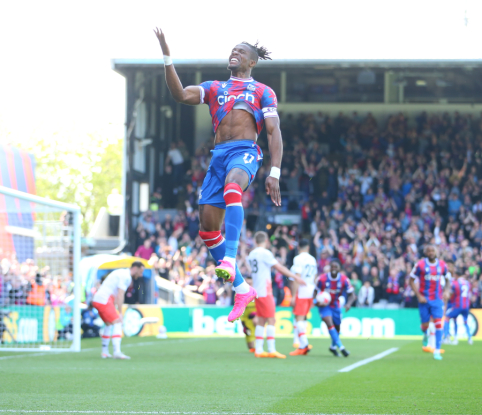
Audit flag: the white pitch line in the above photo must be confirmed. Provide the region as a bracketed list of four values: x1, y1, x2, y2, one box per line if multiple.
[0, 352, 49, 361]
[338, 347, 399, 373]
[0, 338, 206, 361]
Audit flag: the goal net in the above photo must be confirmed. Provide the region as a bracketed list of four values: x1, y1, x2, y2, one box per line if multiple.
[0, 186, 81, 352]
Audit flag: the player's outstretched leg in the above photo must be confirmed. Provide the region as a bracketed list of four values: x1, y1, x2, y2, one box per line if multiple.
[215, 183, 244, 282]
[421, 323, 433, 352]
[266, 324, 285, 359]
[328, 326, 349, 357]
[199, 230, 245, 285]
[290, 320, 310, 356]
[220, 181, 256, 322]
[463, 318, 472, 345]
[292, 322, 300, 349]
[433, 318, 443, 360]
[112, 322, 130, 359]
[452, 319, 459, 344]
[101, 325, 113, 358]
[254, 325, 268, 358]
[442, 317, 451, 343]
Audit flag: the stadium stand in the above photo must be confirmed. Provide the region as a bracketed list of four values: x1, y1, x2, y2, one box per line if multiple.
[2, 111, 482, 309]
[131, 110, 482, 308]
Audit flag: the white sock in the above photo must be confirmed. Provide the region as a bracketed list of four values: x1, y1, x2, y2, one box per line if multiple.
[223, 256, 236, 267]
[101, 325, 113, 353]
[293, 322, 299, 345]
[112, 323, 123, 354]
[434, 349, 440, 354]
[255, 325, 265, 354]
[234, 281, 250, 295]
[267, 325, 276, 353]
[298, 321, 308, 348]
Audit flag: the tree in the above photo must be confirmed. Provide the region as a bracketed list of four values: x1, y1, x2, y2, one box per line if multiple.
[3, 124, 123, 236]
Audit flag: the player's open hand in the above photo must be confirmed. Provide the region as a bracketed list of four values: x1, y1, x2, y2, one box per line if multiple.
[153, 27, 170, 56]
[265, 176, 281, 207]
[417, 294, 427, 304]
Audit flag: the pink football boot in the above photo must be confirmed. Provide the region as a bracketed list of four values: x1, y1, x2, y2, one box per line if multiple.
[228, 286, 257, 322]
[215, 259, 236, 283]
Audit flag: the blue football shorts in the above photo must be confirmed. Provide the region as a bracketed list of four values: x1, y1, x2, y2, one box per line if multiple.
[199, 140, 263, 209]
[446, 306, 470, 322]
[419, 299, 444, 323]
[319, 305, 342, 326]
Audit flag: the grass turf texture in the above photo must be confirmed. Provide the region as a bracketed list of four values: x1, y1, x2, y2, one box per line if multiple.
[0, 336, 480, 414]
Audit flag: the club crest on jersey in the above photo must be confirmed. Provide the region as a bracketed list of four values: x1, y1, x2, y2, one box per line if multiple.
[247, 84, 256, 91]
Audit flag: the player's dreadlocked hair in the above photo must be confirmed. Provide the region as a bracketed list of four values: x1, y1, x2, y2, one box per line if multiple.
[241, 41, 272, 62]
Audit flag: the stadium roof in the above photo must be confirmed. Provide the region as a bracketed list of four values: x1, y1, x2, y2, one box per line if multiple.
[112, 58, 482, 75]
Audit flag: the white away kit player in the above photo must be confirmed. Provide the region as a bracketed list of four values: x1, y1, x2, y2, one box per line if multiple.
[92, 261, 145, 359]
[247, 231, 305, 358]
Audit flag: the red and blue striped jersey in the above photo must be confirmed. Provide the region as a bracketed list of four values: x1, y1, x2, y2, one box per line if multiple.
[199, 76, 278, 134]
[450, 278, 471, 309]
[316, 273, 354, 308]
[387, 275, 400, 294]
[410, 258, 448, 301]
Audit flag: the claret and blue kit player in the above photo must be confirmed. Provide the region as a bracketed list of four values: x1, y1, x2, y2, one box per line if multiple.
[444, 265, 473, 345]
[314, 260, 356, 358]
[410, 245, 452, 360]
[154, 27, 283, 323]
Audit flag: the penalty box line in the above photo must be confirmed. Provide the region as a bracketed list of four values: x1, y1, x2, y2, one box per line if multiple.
[338, 347, 399, 373]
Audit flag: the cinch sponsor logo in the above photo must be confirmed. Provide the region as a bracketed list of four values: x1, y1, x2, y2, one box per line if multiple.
[425, 274, 442, 281]
[217, 93, 255, 105]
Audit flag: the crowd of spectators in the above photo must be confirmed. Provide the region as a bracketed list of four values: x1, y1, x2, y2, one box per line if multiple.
[137, 110, 482, 308]
[0, 255, 73, 308]
[0, 254, 75, 341]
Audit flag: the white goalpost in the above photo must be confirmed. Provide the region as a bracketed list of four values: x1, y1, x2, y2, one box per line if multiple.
[0, 186, 81, 352]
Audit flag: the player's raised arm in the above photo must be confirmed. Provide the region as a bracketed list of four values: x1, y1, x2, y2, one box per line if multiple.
[265, 116, 282, 207]
[272, 262, 306, 286]
[153, 27, 202, 105]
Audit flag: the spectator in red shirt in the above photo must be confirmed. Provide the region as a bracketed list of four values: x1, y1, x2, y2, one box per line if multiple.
[135, 239, 154, 260]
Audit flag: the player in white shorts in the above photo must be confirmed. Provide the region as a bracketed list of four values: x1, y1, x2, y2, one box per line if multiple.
[92, 261, 145, 359]
[289, 239, 317, 356]
[247, 231, 305, 359]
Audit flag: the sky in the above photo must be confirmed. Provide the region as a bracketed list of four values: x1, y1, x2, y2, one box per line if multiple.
[0, 0, 481, 141]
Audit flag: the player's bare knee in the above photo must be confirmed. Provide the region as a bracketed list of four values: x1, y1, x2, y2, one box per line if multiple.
[199, 204, 224, 232]
[225, 168, 249, 190]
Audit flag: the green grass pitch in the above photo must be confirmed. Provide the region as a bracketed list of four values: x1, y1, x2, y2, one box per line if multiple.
[0, 336, 480, 415]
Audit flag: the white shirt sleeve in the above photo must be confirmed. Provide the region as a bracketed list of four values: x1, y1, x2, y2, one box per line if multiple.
[263, 250, 278, 267]
[118, 271, 132, 292]
[291, 256, 302, 274]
